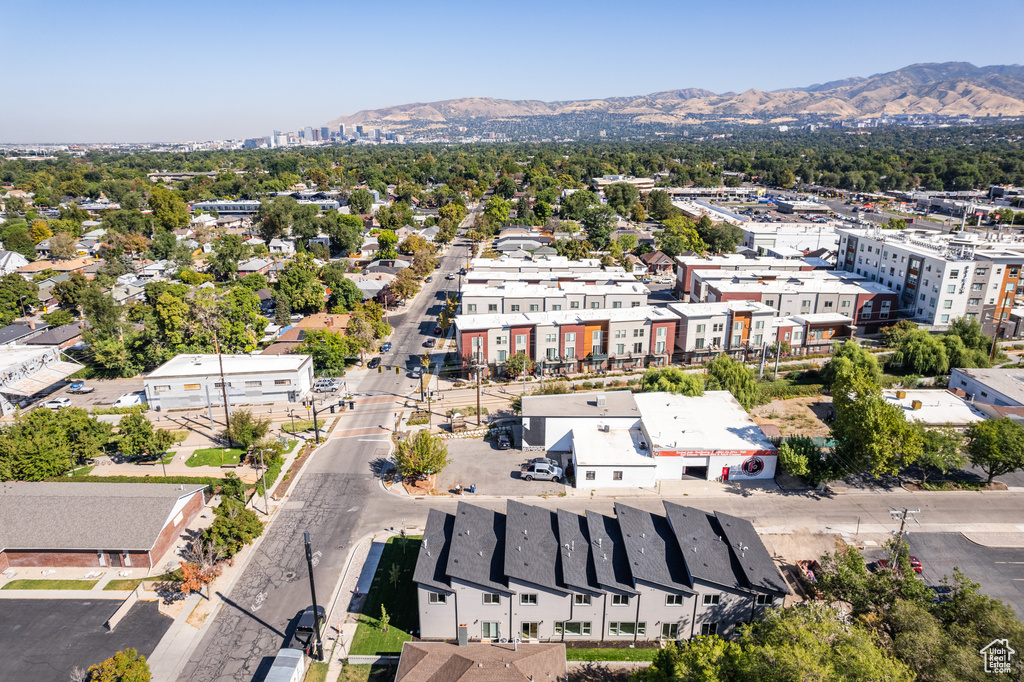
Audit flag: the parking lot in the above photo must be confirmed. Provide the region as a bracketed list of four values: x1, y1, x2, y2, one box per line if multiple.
[865, 533, 1024, 617]
[0, 599, 171, 681]
[31, 377, 145, 411]
[440, 435, 568, 497]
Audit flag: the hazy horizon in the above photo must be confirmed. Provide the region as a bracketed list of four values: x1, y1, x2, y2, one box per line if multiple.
[4, 0, 1024, 144]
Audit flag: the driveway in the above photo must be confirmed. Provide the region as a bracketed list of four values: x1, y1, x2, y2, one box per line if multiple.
[440, 437, 567, 497]
[0, 599, 171, 681]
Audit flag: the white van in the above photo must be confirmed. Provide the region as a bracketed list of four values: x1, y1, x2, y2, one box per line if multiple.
[112, 392, 146, 408]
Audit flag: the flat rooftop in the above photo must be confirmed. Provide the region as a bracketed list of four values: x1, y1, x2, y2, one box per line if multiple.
[454, 305, 678, 332]
[634, 391, 776, 453]
[709, 278, 893, 296]
[883, 389, 987, 426]
[792, 313, 855, 325]
[522, 390, 640, 418]
[667, 301, 777, 318]
[0, 344, 56, 369]
[571, 427, 655, 468]
[460, 281, 649, 298]
[146, 353, 310, 379]
[953, 368, 1024, 404]
[470, 256, 602, 270]
[463, 271, 638, 284]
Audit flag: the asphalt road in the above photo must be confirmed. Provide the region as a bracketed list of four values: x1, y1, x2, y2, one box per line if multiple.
[0, 599, 171, 682]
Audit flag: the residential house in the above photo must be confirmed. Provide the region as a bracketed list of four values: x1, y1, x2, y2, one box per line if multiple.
[396, 642, 566, 682]
[111, 283, 147, 306]
[0, 250, 30, 276]
[237, 258, 273, 277]
[639, 251, 674, 275]
[268, 238, 295, 256]
[23, 321, 86, 350]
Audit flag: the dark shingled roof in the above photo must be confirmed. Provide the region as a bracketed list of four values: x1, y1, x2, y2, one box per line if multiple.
[446, 502, 508, 593]
[614, 503, 694, 594]
[504, 500, 566, 592]
[715, 511, 790, 595]
[663, 502, 744, 591]
[556, 509, 599, 592]
[24, 321, 84, 346]
[584, 512, 637, 594]
[414, 508, 455, 593]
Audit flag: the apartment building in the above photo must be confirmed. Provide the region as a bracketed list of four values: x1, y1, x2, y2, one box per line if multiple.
[675, 254, 821, 297]
[699, 272, 897, 333]
[460, 282, 649, 316]
[454, 307, 677, 377]
[414, 501, 788, 643]
[469, 256, 605, 276]
[666, 301, 778, 361]
[837, 226, 1024, 335]
[463, 269, 638, 287]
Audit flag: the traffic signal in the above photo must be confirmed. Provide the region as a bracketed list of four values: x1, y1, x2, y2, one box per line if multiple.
[395, 367, 400, 374]
[378, 365, 382, 373]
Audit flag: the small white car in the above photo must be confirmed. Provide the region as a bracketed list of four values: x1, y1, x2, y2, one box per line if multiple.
[42, 397, 71, 409]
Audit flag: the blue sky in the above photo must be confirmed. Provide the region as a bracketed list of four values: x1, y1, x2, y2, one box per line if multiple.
[3, 0, 1023, 143]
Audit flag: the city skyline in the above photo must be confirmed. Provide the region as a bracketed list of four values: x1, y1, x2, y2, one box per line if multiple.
[3, 0, 1024, 143]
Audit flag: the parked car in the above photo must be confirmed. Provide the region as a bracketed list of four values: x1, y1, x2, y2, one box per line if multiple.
[313, 378, 341, 393]
[424, 338, 436, 348]
[433, 326, 442, 335]
[41, 397, 71, 409]
[497, 433, 511, 450]
[381, 342, 392, 352]
[112, 393, 146, 408]
[367, 357, 381, 369]
[445, 273, 456, 280]
[520, 461, 563, 482]
[67, 380, 94, 394]
[287, 605, 326, 656]
[526, 456, 559, 468]
[425, 275, 433, 283]
[410, 366, 423, 379]
[875, 556, 923, 575]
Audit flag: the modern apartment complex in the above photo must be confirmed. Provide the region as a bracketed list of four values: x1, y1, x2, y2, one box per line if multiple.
[460, 282, 649, 316]
[414, 501, 788, 643]
[837, 227, 1024, 335]
[674, 254, 820, 297]
[454, 307, 677, 377]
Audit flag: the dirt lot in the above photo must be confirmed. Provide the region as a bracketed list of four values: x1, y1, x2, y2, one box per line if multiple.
[759, 530, 847, 604]
[751, 396, 833, 439]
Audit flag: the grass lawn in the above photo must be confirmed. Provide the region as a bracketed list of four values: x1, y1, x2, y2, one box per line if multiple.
[305, 662, 329, 682]
[565, 648, 660, 661]
[103, 579, 144, 591]
[102, 567, 185, 591]
[186, 447, 246, 467]
[338, 664, 396, 682]
[283, 419, 316, 433]
[2, 579, 100, 590]
[349, 536, 422, 656]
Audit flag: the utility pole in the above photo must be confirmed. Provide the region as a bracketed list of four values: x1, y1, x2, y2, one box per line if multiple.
[214, 334, 231, 443]
[474, 352, 484, 427]
[256, 446, 270, 514]
[303, 531, 324, 661]
[888, 507, 920, 565]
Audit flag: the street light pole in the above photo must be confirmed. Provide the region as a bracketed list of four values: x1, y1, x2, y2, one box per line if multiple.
[257, 446, 270, 514]
[303, 530, 324, 661]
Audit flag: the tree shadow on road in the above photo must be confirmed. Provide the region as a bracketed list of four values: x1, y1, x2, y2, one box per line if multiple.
[214, 591, 286, 639]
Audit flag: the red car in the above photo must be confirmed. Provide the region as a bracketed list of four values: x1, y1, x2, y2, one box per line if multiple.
[433, 326, 442, 335]
[876, 556, 923, 574]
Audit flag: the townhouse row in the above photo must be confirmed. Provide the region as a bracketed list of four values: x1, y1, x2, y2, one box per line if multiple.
[414, 501, 788, 644]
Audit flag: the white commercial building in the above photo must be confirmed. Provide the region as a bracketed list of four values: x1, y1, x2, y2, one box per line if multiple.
[882, 389, 987, 427]
[0, 345, 82, 415]
[144, 353, 314, 410]
[741, 223, 841, 255]
[949, 368, 1024, 407]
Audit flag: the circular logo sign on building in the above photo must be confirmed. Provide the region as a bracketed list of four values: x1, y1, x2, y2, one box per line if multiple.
[740, 456, 764, 477]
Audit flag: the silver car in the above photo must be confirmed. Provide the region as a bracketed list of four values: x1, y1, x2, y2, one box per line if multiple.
[520, 462, 563, 482]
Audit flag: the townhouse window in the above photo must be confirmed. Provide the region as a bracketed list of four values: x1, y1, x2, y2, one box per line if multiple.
[616, 344, 625, 354]
[590, 302, 600, 309]
[428, 592, 447, 605]
[552, 305, 561, 311]
[574, 594, 592, 606]
[545, 333, 556, 343]
[609, 622, 645, 636]
[633, 342, 644, 353]
[521, 623, 539, 639]
[488, 304, 497, 312]
[631, 301, 641, 307]
[702, 594, 721, 606]
[613, 471, 623, 481]
[824, 301, 833, 309]
[611, 594, 630, 606]
[570, 301, 580, 309]
[555, 621, 592, 636]
[497, 350, 507, 362]
[752, 334, 762, 345]
[784, 332, 790, 341]
[585, 471, 595, 480]
[665, 594, 684, 606]
[941, 314, 950, 323]
[657, 327, 666, 337]
[800, 300, 811, 308]
[615, 329, 626, 338]
[754, 320, 764, 329]
[515, 334, 526, 347]
[656, 341, 665, 353]
[1008, 283, 1018, 292]
[694, 338, 705, 349]
[755, 594, 773, 606]
[510, 305, 520, 312]
[732, 334, 742, 346]
[942, 300, 952, 309]
[529, 304, 539, 312]
[661, 623, 680, 639]
[497, 336, 507, 344]
[701, 623, 718, 636]
[947, 285, 956, 294]
[950, 270, 959, 278]
[977, 267, 988, 276]
[546, 348, 557, 360]
[841, 300, 850, 308]
[929, 297, 936, 307]
[466, 303, 479, 312]
[482, 593, 500, 605]
[764, 300, 774, 307]
[565, 333, 576, 342]
[633, 328, 644, 337]
[696, 324, 706, 333]
[613, 301, 622, 308]
[564, 347, 575, 359]
[712, 323, 723, 332]
[711, 336, 721, 347]
[733, 321, 743, 331]
[481, 622, 500, 639]
[520, 594, 538, 606]
[792, 331, 803, 342]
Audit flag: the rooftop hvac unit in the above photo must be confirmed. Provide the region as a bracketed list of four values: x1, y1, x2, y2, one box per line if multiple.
[911, 400, 923, 410]
[596, 395, 607, 407]
[896, 390, 907, 399]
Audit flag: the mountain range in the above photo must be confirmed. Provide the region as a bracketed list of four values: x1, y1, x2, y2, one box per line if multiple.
[325, 62, 1024, 137]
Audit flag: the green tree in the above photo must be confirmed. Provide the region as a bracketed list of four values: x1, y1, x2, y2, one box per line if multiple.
[49, 231, 79, 260]
[29, 219, 52, 244]
[890, 329, 949, 375]
[495, 175, 517, 199]
[86, 647, 151, 682]
[553, 238, 592, 260]
[880, 319, 918, 347]
[947, 315, 991, 353]
[211, 234, 251, 281]
[376, 229, 398, 259]
[581, 205, 615, 249]
[348, 188, 374, 214]
[647, 189, 676, 221]
[42, 309, 75, 327]
[295, 329, 357, 375]
[820, 340, 881, 389]
[0, 407, 112, 481]
[604, 182, 640, 215]
[640, 367, 704, 396]
[203, 497, 264, 557]
[218, 287, 267, 352]
[777, 440, 811, 477]
[965, 417, 1024, 485]
[560, 190, 598, 220]
[239, 272, 269, 291]
[394, 430, 451, 480]
[223, 409, 271, 450]
[148, 186, 189, 230]
[117, 412, 157, 458]
[52, 271, 89, 311]
[155, 292, 189, 347]
[276, 253, 325, 313]
[505, 351, 536, 378]
[913, 422, 965, 483]
[323, 212, 364, 256]
[706, 355, 760, 410]
[0, 273, 39, 325]
[256, 196, 297, 242]
[274, 296, 291, 326]
[483, 196, 511, 225]
[392, 268, 420, 300]
[657, 216, 708, 258]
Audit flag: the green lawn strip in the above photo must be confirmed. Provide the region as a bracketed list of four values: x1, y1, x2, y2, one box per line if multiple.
[349, 536, 422, 656]
[338, 664, 395, 682]
[305, 662, 329, 682]
[48, 474, 233, 488]
[2, 579, 100, 590]
[565, 648, 659, 661]
[282, 419, 316, 433]
[102, 568, 184, 591]
[186, 447, 246, 467]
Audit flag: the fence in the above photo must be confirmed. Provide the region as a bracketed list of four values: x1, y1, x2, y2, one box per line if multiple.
[105, 584, 143, 630]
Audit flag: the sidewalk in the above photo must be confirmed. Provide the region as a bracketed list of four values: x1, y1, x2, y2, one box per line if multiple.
[146, 593, 204, 682]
